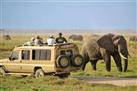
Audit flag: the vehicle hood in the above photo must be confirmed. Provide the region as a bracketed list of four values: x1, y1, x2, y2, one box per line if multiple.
[0, 59, 9, 63]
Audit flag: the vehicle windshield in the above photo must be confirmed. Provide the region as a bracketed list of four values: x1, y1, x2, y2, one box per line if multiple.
[10, 50, 19, 60]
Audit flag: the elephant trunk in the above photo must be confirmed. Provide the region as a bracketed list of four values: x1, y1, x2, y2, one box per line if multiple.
[124, 58, 128, 72]
[119, 45, 129, 72]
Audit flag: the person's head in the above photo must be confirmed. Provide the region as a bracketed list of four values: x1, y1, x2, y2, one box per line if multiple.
[36, 35, 40, 39]
[49, 35, 54, 38]
[59, 33, 62, 37]
[31, 37, 35, 42]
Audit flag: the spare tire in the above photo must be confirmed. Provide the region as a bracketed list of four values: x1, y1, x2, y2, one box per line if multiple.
[56, 55, 70, 68]
[71, 55, 83, 67]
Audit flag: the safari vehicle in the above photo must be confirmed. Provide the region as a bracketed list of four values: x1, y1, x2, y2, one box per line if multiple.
[0, 43, 83, 78]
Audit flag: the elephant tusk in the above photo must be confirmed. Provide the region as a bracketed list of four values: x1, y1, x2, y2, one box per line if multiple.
[120, 53, 128, 59]
[118, 45, 128, 60]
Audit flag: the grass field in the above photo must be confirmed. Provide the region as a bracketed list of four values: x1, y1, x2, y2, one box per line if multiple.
[0, 34, 137, 91]
[1, 76, 137, 91]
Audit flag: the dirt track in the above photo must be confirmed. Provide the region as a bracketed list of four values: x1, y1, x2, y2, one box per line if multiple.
[72, 77, 137, 86]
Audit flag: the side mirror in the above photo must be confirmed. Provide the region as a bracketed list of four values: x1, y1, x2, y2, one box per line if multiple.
[9, 56, 11, 60]
[9, 56, 16, 61]
[12, 57, 16, 60]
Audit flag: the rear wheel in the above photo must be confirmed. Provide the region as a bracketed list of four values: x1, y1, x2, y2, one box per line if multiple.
[56, 55, 70, 68]
[71, 55, 83, 67]
[35, 69, 45, 78]
[0, 67, 6, 77]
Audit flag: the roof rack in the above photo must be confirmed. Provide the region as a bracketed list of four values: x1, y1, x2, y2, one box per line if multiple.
[16, 42, 74, 47]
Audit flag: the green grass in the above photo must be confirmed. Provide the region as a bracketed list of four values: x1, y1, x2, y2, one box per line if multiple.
[0, 35, 137, 91]
[72, 56, 137, 77]
[0, 76, 137, 91]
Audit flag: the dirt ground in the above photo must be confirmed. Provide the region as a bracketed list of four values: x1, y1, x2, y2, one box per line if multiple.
[72, 76, 137, 86]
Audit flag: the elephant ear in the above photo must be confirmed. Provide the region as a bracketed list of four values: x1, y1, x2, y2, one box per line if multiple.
[97, 35, 115, 52]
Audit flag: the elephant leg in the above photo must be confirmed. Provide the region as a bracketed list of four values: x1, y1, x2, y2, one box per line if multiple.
[90, 60, 98, 71]
[112, 52, 122, 72]
[81, 54, 89, 71]
[103, 54, 111, 72]
[81, 60, 89, 70]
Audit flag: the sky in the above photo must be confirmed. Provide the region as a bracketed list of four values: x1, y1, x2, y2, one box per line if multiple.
[0, 0, 136, 30]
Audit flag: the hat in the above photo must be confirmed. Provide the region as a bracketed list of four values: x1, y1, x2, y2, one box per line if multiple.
[49, 35, 53, 38]
[36, 35, 40, 39]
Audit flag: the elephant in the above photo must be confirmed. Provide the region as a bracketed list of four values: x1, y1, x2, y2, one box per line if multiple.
[3, 35, 11, 40]
[81, 33, 129, 72]
[129, 36, 137, 42]
[69, 35, 83, 41]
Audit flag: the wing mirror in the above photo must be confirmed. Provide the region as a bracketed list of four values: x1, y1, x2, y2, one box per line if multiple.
[9, 56, 11, 60]
[9, 56, 16, 61]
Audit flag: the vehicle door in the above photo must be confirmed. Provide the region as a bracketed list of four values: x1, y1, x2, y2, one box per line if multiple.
[20, 50, 32, 72]
[32, 49, 54, 72]
[5, 50, 21, 72]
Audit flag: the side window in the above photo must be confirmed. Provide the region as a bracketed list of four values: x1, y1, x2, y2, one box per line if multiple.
[60, 50, 73, 57]
[22, 50, 30, 60]
[66, 50, 73, 57]
[46, 50, 51, 60]
[32, 50, 51, 60]
[32, 50, 40, 60]
[10, 51, 19, 60]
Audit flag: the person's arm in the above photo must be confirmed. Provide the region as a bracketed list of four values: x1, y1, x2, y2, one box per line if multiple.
[64, 38, 67, 42]
[53, 39, 56, 44]
[55, 38, 58, 43]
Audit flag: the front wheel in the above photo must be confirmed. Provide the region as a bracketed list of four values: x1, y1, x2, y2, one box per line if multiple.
[35, 69, 45, 78]
[0, 67, 6, 77]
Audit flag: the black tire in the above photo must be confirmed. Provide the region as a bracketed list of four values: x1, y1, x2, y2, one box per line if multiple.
[56, 55, 70, 68]
[71, 55, 84, 67]
[0, 67, 6, 77]
[21, 75, 28, 77]
[35, 69, 45, 78]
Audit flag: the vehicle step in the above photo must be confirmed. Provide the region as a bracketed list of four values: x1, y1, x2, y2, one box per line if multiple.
[6, 73, 31, 76]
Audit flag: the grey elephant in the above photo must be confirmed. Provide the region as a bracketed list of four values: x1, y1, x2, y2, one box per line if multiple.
[129, 36, 137, 42]
[69, 35, 83, 41]
[81, 34, 129, 72]
[3, 35, 11, 40]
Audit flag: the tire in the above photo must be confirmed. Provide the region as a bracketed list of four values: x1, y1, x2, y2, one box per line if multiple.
[0, 67, 6, 77]
[21, 75, 28, 77]
[35, 69, 45, 78]
[71, 55, 84, 67]
[56, 55, 70, 68]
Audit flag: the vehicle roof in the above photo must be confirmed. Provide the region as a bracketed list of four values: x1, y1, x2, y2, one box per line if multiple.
[14, 43, 77, 50]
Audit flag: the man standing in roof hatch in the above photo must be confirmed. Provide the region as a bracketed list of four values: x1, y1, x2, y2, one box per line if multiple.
[56, 33, 67, 43]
